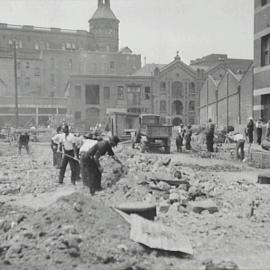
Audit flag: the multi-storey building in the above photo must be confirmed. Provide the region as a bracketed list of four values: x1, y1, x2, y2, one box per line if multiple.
[254, 0, 270, 121]
[0, 0, 141, 127]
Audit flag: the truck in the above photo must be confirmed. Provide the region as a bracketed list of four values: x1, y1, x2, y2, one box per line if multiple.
[132, 114, 172, 154]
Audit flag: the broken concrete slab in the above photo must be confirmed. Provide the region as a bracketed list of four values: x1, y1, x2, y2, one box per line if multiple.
[189, 199, 218, 214]
[257, 174, 270, 184]
[130, 214, 193, 255]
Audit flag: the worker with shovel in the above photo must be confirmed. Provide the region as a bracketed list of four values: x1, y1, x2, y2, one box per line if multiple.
[80, 135, 122, 195]
[58, 125, 78, 185]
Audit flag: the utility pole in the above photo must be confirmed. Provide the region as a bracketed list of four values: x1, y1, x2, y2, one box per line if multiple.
[13, 40, 19, 128]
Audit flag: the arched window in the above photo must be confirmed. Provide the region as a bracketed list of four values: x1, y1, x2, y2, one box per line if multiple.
[172, 100, 183, 115]
[160, 100, 166, 113]
[172, 81, 183, 98]
[189, 82, 195, 96]
[189, 101, 195, 111]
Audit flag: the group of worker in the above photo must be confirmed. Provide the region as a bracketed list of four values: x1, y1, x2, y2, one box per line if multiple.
[51, 124, 121, 195]
[175, 124, 193, 152]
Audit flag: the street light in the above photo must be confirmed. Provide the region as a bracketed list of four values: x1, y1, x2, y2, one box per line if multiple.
[13, 40, 19, 128]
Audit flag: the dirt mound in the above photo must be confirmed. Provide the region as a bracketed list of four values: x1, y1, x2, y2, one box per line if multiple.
[0, 193, 146, 270]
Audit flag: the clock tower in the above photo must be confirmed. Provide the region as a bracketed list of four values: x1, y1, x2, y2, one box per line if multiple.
[89, 0, 119, 52]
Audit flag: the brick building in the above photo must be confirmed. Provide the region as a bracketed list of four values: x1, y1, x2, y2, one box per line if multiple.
[254, 0, 270, 121]
[199, 64, 253, 128]
[0, 0, 141, 127]
[67, 53, 200, 129]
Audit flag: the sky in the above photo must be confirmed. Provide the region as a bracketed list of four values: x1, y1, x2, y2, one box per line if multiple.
[0, 0, 254, 64]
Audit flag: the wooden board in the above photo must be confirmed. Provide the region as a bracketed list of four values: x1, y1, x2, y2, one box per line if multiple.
[129, 214, 193, 255]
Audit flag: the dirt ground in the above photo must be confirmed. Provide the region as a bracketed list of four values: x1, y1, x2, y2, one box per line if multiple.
[0, 141, 270, 270]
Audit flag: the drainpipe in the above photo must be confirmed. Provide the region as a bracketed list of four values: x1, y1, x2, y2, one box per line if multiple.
[226, 72, 229, 129]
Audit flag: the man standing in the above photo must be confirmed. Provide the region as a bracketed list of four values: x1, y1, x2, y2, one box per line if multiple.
[206, 124, 215, 152]
[18, 132, 30, 155]
[58, 125, 77, 185]
[185, 125, 192, 151]
[51, 126, 63, 169]
[256, 118, 263, 145]
[80, 136, 121, 195]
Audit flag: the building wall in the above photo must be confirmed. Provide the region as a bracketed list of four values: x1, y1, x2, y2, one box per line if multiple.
[68, 75, 152, 129]
[254, 1, 270, 121]
[199, 67, 253, 129]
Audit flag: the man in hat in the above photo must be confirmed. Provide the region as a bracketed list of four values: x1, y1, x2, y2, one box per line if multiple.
[18, 132, 30, 155]
[206, 123, 215, 152]
[256, 118, 263, 145]
[80, 135, 121, 195]
[58, 125, 77, 185]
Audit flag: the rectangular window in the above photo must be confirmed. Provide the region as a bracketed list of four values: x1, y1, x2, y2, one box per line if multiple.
[34, 67, 40, 76]
[110, 61, 115, 69]
[26, 62, 30, 69]
[117, 86, 124, 100]
[144, 87, 150, 100]
[75, 85, 81, 98]
[50, 74, 55, 85]
[75, 111, 81, 120]
[261, 34, 270, 66]
[85, 84, 100, 104]
[262, 0, 270, 6]
[25, 77, 30, 88]
[104, 87, 110, 100]
[160, 82, 166, 92]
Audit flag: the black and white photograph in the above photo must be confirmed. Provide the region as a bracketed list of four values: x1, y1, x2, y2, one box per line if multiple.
[0, 0, 269, 269]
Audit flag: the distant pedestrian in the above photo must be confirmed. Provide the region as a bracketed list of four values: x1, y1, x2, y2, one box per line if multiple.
[246, 117, 254, 144]
[185, 125, 192, 150]
[256, 118, 263, 145]
[206, 124, 215, 152]
[176, 124, 185, 152]
[58, 125, 77, 185]
[18, 132, 30, 155]
[51, 126, 63, 169]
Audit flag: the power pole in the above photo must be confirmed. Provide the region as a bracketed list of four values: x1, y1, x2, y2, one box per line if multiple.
[13, 40, 19, 128]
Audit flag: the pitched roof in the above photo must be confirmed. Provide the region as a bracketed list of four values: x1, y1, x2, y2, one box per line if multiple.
[132, 64, 165, 76]
[90, 5, 119, 21]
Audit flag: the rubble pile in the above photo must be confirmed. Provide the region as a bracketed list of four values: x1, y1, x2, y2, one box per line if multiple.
[1, 142, 270, 269]
[0, 193, 147, 270]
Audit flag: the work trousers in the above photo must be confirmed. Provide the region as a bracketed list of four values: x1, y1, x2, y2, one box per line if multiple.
[19, 143, 29, 154]
[257, 128, 262, 145]
[80, 153, 101, 194]
[59, 150, 76, 184]
[236, 139, 245, 161]
[175, 137, 183, 152]
[206, 140, 214, 152]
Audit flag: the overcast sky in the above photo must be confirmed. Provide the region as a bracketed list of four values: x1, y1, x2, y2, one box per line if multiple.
[0, 0, 254, 64]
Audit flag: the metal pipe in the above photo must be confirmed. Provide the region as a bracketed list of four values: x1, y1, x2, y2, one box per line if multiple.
[13, 40, 19, 128]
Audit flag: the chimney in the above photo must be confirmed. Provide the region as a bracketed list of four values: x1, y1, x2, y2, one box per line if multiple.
[105, 0, 110, 7]
[98, 0, 103, 8]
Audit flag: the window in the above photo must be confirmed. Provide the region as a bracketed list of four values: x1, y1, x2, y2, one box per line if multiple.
[72, 43, 76, 50]
[160, 82, 166, 92]
[26, 62, 30, 69]
[104, 87, 110, 100]
[117, 86, 124, 99]
[17, 61, 20, 70]
[110, 61, 115, 69]
[34, 42, 40, 50]
[261, 34, 270, 66]
[189, 82, 195, 96]
[160, 100, 167, 113]
[75, 111, 81, 120]
[68, 59, 73, 71]
[144, 87, 150, 100]
[172, 81, 183, 98]
[66, 42, 71, 49]
[25, 77, 30, 88]
[75, 85, 81, 98]
[50, 57, 55, 69]
[189, 117, 195, 125]
[34, 67, 40, 76]
[85, 85, 100, 105]
[18, 40, 22, 48]
[262, 0, 270, 6]
[50, 74, 55, 85]
[62, 43, 65, 50]
[8, 40, 12, 48]
[189, 101, 195, 111]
